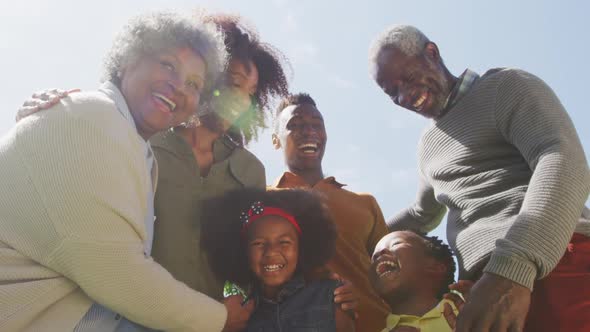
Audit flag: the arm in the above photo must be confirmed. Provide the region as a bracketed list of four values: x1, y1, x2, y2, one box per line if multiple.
[20, 102, 227, 331]
[334, 304, 356, 332]
[455, 70, 589, 332]
[485, 69, 590, 288]
[387, 173, 447, 232]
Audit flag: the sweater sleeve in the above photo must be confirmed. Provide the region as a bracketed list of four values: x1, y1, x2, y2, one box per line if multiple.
[485, 69, 590, 289]
[18, 105, 227, 331]
[387, 173, 447, 233]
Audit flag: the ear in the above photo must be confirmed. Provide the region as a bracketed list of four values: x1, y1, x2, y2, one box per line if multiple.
[424, 42, 442, 63]
[271, 133, 281, 150]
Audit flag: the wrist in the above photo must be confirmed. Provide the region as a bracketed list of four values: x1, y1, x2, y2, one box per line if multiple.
[483, 253, 537, 290]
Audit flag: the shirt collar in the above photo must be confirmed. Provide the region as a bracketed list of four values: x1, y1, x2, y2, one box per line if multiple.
[98, 81, 138, 133]
[384, 300, 456, 328]
[150, 129, 236, 162]
[98, 81, 156, 185]
[442, 69, 479, 112]
[273, 171, 346, 189]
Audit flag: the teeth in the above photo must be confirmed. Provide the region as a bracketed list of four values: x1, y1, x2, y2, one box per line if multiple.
[298, 143, 319, 154]
[413, 92, 427, 109]
[153, 93, 176, 111]
[263, 264, 285, 272]
[376, 260, 400, 278]
[298, 143, 318, 149]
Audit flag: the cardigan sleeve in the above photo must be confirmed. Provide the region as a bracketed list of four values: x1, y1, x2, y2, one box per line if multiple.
[485, 69, 590, 289]
[16, 99, 227, 332]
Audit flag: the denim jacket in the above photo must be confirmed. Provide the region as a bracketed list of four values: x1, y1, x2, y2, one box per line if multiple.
[247, 276, 339, 332]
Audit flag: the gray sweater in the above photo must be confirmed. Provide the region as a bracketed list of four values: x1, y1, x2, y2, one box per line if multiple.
[389, 68, 590, 290]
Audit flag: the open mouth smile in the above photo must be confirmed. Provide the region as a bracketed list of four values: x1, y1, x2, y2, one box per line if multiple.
[298, 142, 320, 155]
[263, 264, 286, 272]
[152, 92, 177, 112]
[412, 90, 429, 111]
[376, 259, 401, 278]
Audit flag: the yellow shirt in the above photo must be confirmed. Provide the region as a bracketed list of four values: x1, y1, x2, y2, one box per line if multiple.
[380, 300, 458, 332]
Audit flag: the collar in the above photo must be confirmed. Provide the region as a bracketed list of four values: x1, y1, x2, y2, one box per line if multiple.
[273, 171, 346, 189]
[98, 81, 138, 134]
[150, 129, 236, 162]
[384, 299, 457, 328]
[98, 81, 157, 187]
[442, 69, 479, 112]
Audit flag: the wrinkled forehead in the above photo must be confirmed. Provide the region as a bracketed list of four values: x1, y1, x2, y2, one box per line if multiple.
[374, 231, 423, 253]
[373, 47, 409, 82]
[278, 103, 324, 127]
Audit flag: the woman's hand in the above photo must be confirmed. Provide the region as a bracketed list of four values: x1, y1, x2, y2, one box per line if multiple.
[16, 88, 80, 122]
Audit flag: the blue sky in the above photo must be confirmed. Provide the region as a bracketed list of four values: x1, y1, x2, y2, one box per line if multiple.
[1, 0, 588, 242]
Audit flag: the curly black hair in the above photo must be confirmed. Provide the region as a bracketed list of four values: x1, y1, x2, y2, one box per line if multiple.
[406, 230, 456, 300]
[201, 188, 336, 286]
[273, 92, 318, 133]
[200, 14, 290, 146]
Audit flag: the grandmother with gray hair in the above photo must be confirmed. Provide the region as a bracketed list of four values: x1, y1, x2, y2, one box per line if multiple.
[369, 25, 589, 332]
[0, 11, 252, 332]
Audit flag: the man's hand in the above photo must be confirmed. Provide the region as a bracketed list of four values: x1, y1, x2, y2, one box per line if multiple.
[16, 88, 79, 122]
[221, 295, 255, 332]
[330, 272, 359, 319]
[455, 273, 531, 332]
[442, 280, 474, 329]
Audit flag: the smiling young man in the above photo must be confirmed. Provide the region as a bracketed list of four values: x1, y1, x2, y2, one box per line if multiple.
[369, 25, 590, 332]
[271, 93, 390, 332]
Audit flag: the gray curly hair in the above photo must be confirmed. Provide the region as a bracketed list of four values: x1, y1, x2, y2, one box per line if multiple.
[102, 11, 227, 95]
[368, 24, 430, 68]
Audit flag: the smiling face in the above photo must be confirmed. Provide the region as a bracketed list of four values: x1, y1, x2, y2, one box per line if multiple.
[212, 59, 259, 129]
[273, 103, 327, 172]
[120, 46, 206, 139]
[374, 45, 453, 119]
[247, 215, 300, 300]
[370, 231, 435, 302]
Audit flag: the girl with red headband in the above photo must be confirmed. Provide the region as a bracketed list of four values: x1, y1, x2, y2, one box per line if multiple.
[201, 188, 355, 332]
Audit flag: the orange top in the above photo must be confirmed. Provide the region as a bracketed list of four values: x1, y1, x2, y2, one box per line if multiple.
[273, 172, 390, 332]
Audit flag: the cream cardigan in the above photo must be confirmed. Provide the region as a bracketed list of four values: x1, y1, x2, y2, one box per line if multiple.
[0, 90, 226, 331]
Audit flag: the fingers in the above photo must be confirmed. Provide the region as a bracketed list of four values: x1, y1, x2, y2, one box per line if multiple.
[443, 292, 465, 311]
[333, 282, 358, 311]
[15, 106, 40, 122]
[329, 272, 344, 283]
[443, 302, 457, 329]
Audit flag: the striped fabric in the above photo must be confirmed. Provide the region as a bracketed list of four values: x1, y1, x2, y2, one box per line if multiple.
[389, 68, 590, 289]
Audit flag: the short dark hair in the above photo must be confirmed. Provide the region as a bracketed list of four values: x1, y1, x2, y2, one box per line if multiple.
[274, 92, 318, 133]
[201, 188, 336, 286]
[407, 230, 456, 299]
[201, 14, 290, 146]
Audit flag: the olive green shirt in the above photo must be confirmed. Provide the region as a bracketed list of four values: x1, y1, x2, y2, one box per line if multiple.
[149, 130, 265, 301]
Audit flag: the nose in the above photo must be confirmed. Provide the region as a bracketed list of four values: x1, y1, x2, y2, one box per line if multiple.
[396, 85, 412, 108]
[372, 248, 389, 262]
[263, 242, 281, 257]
